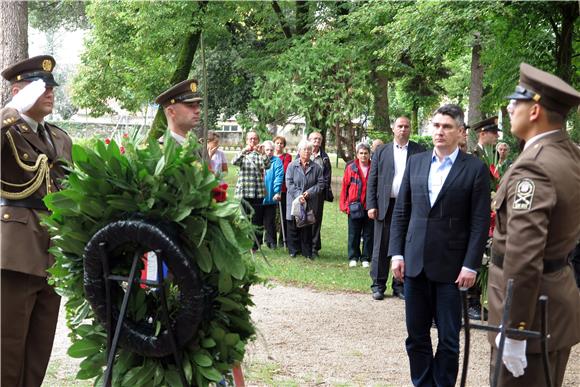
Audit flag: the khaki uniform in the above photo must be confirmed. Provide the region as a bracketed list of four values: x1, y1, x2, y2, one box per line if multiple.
[1, 106, 73, 386]
[488, 130, 580, 386]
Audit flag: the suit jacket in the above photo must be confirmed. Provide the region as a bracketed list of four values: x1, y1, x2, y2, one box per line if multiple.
[1, 107, 73, 277]
[366, 141, 425, 221]
[487, 130, 580, 353]
[388, 150, 490, 283]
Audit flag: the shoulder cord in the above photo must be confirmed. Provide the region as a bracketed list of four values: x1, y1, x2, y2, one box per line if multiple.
[1, 130, 51, 199]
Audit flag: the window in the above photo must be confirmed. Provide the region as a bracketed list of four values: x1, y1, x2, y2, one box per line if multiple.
[220, 124, 239, 132]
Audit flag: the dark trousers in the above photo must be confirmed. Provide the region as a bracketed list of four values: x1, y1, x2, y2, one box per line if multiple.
[370, 198, 403, 293]
[287, 219, 313, 257]
[405, 272, 462, 387]
[263, 204, 277, 246]
[490, 345, 571, 387]
[347, 214, 374, 262]
[312, 198, 325, 254]
[277, 192, 288, 247]
[1, 269, 61, 387]
[242, 197, 265, 249]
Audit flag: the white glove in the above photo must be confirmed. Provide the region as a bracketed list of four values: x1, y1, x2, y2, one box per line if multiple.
[6, 79, 46, 113]
[495, 333, 527, 377]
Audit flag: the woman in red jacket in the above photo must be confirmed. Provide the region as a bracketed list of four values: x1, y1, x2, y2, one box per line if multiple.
[340, 143, 373, 268]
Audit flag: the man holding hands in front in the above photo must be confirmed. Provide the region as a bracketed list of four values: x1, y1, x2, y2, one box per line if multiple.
[389, 104, 490, 387]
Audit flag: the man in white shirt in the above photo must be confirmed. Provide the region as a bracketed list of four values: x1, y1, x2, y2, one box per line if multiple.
[389, 104, 490, 386]
[366, 117, 425, 300]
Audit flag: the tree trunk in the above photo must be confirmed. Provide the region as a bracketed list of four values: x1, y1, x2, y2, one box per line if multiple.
[411, 101, 418, 136]
[295, 1, 309, 36]
[149, 9, 203, 140]
[467, 32, 483, 126]
[554, 3, 578, 84]
[370, 63, 391, 134]
[1, 1, 28, 106]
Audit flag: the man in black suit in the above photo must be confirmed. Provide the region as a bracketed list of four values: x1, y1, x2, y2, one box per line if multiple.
[367, 117, 425, 300]
[389, 104, 490, 387]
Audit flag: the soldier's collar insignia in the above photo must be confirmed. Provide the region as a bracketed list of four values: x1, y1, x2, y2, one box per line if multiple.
[190, 82, 197, 93]
[513, 178, 535, 210]
[42, 59, 53, 72]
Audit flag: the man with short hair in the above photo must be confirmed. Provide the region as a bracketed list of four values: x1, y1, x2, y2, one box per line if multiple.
[1, 55, 73, 387]
[232, 131, 270, 251]
[308, 131, 332, 257]
[487, 63, 580, 387]
[367, 117, 424, 300]
[155, 78, 202, 145]
[389, 104, 490, 386]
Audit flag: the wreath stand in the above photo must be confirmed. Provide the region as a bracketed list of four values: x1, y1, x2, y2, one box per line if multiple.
[98, 244, 190, 387]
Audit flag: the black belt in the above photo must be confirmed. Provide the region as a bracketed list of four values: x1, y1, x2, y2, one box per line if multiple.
[0, 198, 48, 211]
[491, 253, 569, 274]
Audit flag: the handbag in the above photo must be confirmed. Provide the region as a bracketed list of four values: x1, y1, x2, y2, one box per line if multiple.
[347, 162, 365, 220]
[296, 202, 316, 228]
[325, 186, 334, 202]
[348, 201, 365, 220]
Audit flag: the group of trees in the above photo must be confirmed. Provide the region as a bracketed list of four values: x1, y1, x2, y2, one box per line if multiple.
[1, 1, 578, 159]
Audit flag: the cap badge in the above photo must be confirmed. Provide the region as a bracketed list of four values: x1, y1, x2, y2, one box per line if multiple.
[532, 93, 541, 102]
[190, 82, 197, 93]
[42, 59, 53, 72]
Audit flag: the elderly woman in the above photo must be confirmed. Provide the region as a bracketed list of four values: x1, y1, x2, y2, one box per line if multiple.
[496, 141, 511, 170]
[340, 142, 373, 268]
[285, 139, 324, 259]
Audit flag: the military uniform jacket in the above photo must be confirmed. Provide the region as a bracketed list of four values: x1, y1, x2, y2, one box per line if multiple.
[487, 130, 580, 353]
[1, 107, 73, 277]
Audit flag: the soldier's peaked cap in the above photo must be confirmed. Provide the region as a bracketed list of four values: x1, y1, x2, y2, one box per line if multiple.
[507, 63, 580, 116]
[472, 116, 500, 133]
[155, 79, 202, 107]
[1, 55, 59, 87]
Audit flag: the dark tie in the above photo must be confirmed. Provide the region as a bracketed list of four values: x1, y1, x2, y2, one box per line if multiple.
[37, 123, 56, 160]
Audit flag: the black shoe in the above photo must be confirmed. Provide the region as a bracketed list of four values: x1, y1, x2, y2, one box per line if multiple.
[393, 290, 405, 300]
[467, 306, 483, 320]
[372, 291, 384, 301]
[267, 243, 276, 249]
[312, 252, 320, 258]
[289, 252, 297, 258]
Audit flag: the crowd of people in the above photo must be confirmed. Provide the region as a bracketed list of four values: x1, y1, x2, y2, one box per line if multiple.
[2, 53, 580, 387]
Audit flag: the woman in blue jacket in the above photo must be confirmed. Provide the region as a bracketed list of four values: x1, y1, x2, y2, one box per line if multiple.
[262, 141, 284, 249]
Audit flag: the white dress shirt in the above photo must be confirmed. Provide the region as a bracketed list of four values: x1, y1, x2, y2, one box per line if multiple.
[391, 142, 409, 198]
[428, 147, 459, 207]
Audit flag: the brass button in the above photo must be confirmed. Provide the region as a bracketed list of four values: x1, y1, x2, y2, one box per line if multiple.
[22, 153, 29, 160]
[3, 213, 10, 220]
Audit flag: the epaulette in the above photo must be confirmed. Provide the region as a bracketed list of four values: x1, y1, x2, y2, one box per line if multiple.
[46, 121, 70, 136]
[524, 142, 544, 160]
[1, 107, 23, 129]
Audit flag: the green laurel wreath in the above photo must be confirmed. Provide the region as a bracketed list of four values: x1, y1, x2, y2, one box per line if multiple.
[43, 131, 260, 386]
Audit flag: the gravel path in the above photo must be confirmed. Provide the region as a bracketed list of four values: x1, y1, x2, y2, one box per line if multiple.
[45, 283, 579, 386]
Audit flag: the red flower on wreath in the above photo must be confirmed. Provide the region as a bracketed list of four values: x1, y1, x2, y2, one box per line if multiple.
[105, 138, 111, 145]
[212, 183, 228, 202]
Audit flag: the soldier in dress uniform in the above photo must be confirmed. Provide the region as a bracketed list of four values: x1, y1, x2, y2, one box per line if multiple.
[155, 78, 202, 145]
[1, 55, 73, 386]
[471, 116, 501, 159]
[487, 63, 580, 386]
[467, 116, 502, 321]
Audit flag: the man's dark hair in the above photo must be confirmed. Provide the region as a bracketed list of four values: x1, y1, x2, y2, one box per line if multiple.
[434, 104, 465, 128]
[544, 107, 565, 126]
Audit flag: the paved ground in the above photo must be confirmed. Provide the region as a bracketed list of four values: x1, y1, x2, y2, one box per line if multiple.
[44, 284, 580, 386]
